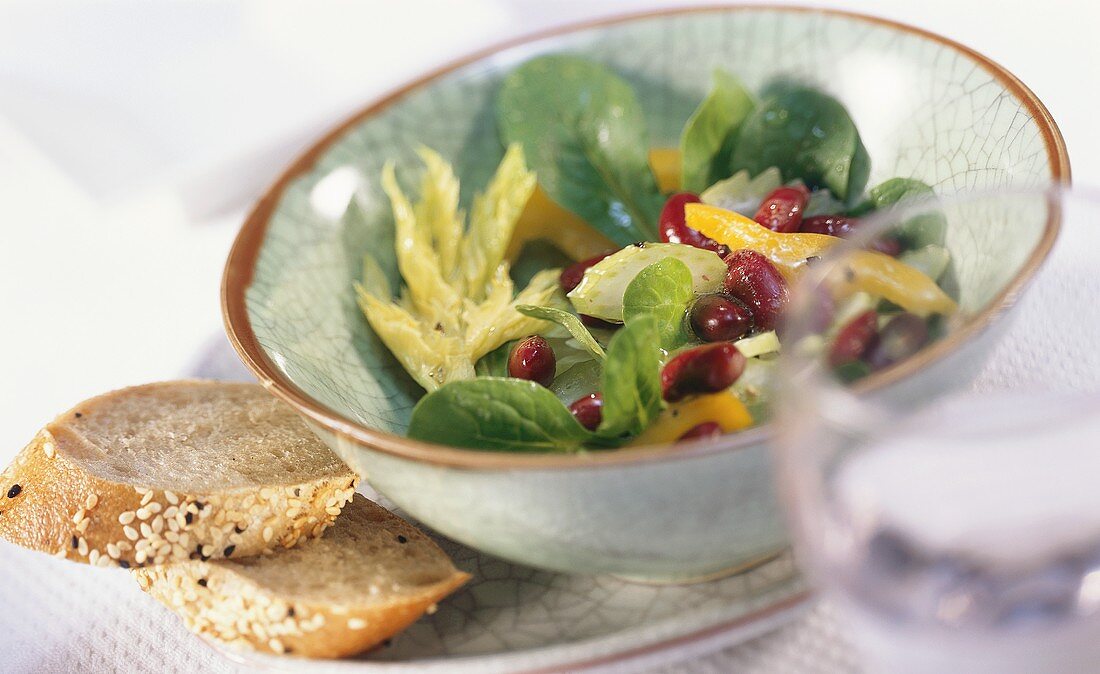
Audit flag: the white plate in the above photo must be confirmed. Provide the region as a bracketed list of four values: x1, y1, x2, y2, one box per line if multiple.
[190, 338, 808, 673]
[210, 532, 806, 673]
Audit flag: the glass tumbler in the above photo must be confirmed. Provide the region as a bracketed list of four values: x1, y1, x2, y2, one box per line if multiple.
[772, 187, 1100, 673]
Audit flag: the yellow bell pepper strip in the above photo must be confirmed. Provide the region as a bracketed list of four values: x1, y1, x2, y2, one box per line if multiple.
[685, 203, 957, 317]
[648, 147, 682, 193]
[631, 390, 753, 445]
[686, 203, 837, 279]
[829, 250, 957, 317]
[506, 186, 615, 262]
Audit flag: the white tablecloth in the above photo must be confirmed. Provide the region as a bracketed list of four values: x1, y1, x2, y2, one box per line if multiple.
[2, 1, 1098, 672]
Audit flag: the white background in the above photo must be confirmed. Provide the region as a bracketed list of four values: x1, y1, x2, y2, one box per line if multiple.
[1, 0, 1096, 455]
[2, 0, 1098, 455]
[0, 0, 1096, 670]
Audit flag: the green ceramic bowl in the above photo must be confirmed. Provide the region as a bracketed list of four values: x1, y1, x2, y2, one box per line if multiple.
[223, 6, 1069, 581]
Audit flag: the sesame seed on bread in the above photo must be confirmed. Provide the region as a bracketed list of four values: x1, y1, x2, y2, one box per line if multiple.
[134, 494, 470, 658]
[0, 381, 358, 569]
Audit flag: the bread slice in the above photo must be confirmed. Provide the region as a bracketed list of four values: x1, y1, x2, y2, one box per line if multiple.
[0, 381, 357, 569]
[134, 494, 470, 658]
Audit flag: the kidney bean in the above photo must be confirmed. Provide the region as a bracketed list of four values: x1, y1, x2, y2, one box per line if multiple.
[801, 214, 856, 238]
[580, 314, 621, 330]
[723, 249, 790, 331]
[661, 343, 746, 402]
[871, 237, 902, 257]
[864, 313, 930, 370]
[678, 422, 723, 441]
[508, 335, 556, 387]
[689, 294, 754, 342]
[801, 215, 901, 256]
[808, 285, 837, 334]
[828, 310, 879, 368]
[568, 393, 604, 431]
[754, 185, 810, 233]
[659, 192, 728, 255]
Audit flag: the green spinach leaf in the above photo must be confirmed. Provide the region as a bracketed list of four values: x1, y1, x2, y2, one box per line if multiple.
[867, 178, 947, 248]
[515, 305, 605, 360]
[407, 377, 592, 451]
[729, 85, 870, 204]
[597, 316, 663, 438]
[680, 70, 755, 192]
[497, 55, 664, 245]
[622, 258, 694, 350]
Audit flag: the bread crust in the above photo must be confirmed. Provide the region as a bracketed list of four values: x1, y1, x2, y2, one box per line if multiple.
[0, 381, 359, 568]
[134, 497, 471, 658]
[0, 431, 358, 568]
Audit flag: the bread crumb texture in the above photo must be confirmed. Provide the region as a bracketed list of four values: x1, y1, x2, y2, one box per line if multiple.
[134, 495, 471, 658]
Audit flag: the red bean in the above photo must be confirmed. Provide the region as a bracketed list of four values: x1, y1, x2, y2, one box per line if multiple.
[659, 192, 728, 255]
[808, 285, 836, 334]
[580, 314, 621, 330]
[871, 237, 902, 257]
[723, 249, 790, 331]
[508, 335, 556, 387]
[801, 215, 901, 256]
[560, 251, 615, 294]
[689, 294, 753, 342]
[568, 393, 603, 431]
[801, 214, 857, 237]
[865, 313, 929, 370]
[661, 343, 746, 402]
[754, 185, 810, 233]
[828, 311, 878, 368]
[678, 422, 723, 441]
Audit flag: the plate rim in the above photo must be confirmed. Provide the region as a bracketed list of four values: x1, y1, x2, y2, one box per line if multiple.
[206, 585, 812, 673]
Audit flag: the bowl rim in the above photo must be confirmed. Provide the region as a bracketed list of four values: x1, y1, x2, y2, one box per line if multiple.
[222, 4, 1071, 471]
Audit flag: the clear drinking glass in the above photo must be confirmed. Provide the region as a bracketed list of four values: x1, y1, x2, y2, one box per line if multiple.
[772, 187, 1100, 673]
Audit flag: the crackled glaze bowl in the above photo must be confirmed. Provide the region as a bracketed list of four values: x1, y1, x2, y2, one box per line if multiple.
[223, 7, 1068, 581]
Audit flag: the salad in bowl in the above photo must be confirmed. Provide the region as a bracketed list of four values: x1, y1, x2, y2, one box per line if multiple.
[225, 6, 1066, 580]
[356, 54, 956, 453]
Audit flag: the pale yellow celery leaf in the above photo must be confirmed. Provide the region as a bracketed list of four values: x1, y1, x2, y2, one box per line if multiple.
[461, 264, 518, 357]
[359, 150, 550, 390]
[355, 284, 447, 390]
[468, 264, 516, 317]
[466, 268, 560, 359]
[361, 254, 392, 300]
[461, 144, 537, 300]
[380, 163, 462, 327]
[414, 147, 464, 281]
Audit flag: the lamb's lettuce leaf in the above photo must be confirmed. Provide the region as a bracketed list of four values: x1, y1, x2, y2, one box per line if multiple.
[622, 258, 693, 350]
[568, 243, 725, 322]
[596, 316, 664, 438]
[515, 305, 605, 360]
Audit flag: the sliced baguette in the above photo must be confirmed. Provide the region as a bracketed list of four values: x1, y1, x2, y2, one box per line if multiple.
[135, 494, 470, 658]
[0, 381, 357, 568]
